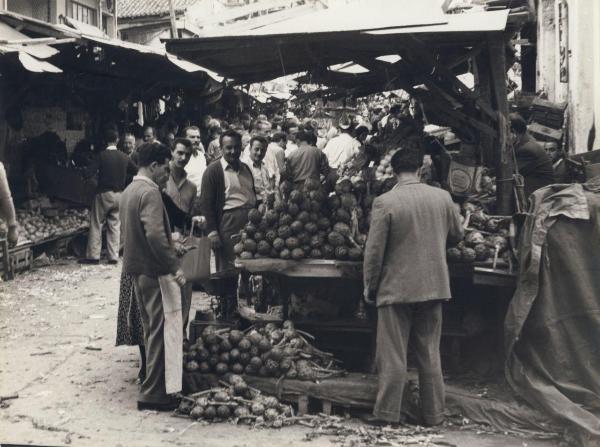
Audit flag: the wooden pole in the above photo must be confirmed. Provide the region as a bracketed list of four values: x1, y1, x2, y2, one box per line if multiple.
[488, 35, 514, 215]
[168, 0, 178, 39]
[476, 50, 494, 166]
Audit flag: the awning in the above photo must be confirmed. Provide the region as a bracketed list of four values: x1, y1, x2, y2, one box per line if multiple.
[0, 10, 222, 90]
[165, 0, 509, 84]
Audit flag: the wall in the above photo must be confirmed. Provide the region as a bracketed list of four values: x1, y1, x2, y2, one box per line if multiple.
[6, 0, 49, 21]
[537, 0, 600, 153]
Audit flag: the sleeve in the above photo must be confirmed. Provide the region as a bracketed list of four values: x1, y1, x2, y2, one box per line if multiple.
[363, 197, 390, 296]
[0, 163, 17, 226]
[139, 190, 180, 274]
[446, 194, 464, 244]
[127, 156, 138, 177]
[161, 191, 190, 231]
[319, 151, 330, 178]
[199, 167, 218, 234]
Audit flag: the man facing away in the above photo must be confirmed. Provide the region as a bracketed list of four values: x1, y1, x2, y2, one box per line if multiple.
[81, 129, 136, 265]
[363, 145, 463, 426]
[285, 129, 330, 188]
[120, 142, 186, 411]
[323, 116, 361, 169]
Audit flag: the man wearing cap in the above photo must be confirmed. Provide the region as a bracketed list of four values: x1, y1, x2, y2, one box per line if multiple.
[323, 116, 361, 169]
[363, 145, 463, 427]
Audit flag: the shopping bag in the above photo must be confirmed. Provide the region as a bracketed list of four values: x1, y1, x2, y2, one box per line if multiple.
[180, 221, 211, 283]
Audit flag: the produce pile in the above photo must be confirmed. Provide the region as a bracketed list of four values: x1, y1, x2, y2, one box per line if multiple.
[14, 208, 89, 244]
[233, 178, 369, 261]
[184, 321, 344, 381]
[177, 374, 293, 427]
[447, 201, 512, 265]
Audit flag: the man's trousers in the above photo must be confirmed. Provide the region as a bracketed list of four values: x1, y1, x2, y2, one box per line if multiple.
[374, 301, 445, 426]
[86, 191, 120, 261]
[133, 274, 170, 404]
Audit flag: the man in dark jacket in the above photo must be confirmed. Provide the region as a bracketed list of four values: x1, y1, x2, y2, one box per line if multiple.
[120, 142, 185, 411]
[81, 129, 137, 264]
[200, 129, 256, 315]
[510, 114, 555, 198]
[363, 145, 463, 426]
[285, 129, 330, 187]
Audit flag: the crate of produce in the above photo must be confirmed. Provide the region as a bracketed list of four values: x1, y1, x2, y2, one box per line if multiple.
[1, 241, 33, 279]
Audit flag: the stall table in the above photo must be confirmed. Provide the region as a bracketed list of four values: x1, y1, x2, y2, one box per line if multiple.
[235, 258, 517, 371]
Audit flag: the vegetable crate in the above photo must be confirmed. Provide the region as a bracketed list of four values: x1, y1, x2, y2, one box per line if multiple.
[0, 240, 33, 280]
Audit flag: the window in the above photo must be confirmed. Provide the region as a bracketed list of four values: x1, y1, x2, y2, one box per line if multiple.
[70, 1, 97, 26]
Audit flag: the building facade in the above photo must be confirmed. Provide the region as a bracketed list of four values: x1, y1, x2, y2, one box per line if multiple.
[536, 0, 600, 153]
[1, 0, 117, 37]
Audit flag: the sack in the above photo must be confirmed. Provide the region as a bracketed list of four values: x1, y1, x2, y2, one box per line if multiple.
[180, 221, 211, 283]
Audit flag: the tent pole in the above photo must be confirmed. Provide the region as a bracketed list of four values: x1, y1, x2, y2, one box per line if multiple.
[488, 35, 514, 215]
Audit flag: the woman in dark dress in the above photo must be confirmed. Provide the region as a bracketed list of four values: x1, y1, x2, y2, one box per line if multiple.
[116, 270, 146, 382]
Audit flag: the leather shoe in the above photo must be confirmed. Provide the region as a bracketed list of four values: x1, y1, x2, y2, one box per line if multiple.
[360, 414, 398, 427]
[107, 260, 118, 265]
[137, 400, 179, 412]
[78, 259, 99, 265]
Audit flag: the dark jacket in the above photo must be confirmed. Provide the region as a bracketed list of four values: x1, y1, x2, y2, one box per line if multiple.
[516, 133, 555, 198]
[120, 176, 179, 277]
[199, 159, 255, 234]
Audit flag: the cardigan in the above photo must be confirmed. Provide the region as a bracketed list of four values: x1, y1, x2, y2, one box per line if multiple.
[120, 176, 180, 277]
[200, 158, 256, 235]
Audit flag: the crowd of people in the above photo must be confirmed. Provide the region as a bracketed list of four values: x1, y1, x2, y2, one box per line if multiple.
[70, 99, 560, 418]
[81, 109, 373, 411]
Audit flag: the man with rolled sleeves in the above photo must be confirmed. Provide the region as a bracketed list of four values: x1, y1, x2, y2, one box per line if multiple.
[363, 145, 463, 426]
[200, 129, 256, 316]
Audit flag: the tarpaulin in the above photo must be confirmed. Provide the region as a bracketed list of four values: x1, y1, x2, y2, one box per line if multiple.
[505, 176, 600, 445]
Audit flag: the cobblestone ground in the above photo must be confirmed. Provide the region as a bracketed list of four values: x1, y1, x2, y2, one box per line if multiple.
[0, 261, 559, 447]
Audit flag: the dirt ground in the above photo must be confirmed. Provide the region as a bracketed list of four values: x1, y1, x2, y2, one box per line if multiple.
[0, 261, 561, 447]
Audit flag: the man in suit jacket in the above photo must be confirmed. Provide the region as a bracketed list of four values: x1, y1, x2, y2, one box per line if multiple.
[363, 145, 463, 426]
[200, 129, 256, 316]
[120, 142, 186, 411]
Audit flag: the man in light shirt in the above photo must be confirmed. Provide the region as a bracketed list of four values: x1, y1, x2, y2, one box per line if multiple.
[200, 129, 256, 317]
[323, 117, 361, 169]
[243, 135, 274, 204]
[183, 126, 207, 215]
[265, 132, 286, 185]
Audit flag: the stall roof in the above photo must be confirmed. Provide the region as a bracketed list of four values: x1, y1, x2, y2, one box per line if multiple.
[165, 0, 509, 84]
[0, 10, 222, 88]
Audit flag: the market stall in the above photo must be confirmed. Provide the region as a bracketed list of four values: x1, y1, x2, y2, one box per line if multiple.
[0, 10, 224, 278]
[163, 1, 528, 371]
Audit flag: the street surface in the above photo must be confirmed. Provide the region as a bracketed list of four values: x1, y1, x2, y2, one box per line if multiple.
[0, 261, 559, 446]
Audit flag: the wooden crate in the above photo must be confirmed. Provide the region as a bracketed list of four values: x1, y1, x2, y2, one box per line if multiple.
[1, 241, 33, 279]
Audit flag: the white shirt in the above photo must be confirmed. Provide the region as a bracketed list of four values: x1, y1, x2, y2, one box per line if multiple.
[264, 143, 284, 185]
[323, 133, 361, 169]
[184, 144, 207, 193]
